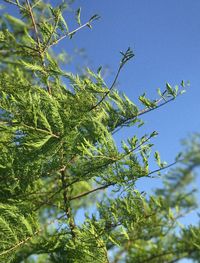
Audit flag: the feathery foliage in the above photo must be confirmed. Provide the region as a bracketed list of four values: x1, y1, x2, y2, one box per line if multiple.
[0, 1, 199, 262]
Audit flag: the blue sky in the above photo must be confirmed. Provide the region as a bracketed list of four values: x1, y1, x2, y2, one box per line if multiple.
[1, 1, 200, 261]
[66, 0, 200, 217]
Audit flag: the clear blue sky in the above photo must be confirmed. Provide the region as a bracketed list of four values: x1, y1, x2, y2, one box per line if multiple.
[1, 1, 200, 260]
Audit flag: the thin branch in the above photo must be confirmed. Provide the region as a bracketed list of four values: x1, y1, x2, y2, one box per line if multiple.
[25, 0, 51, 94]
[0, 214, 66, 257]
[32, 0, 42, 9]
[25, 0, 41, 51]
[90, 64, 123, 111]
[90, 48, 134, 111]
[112, 96, 175, 135]
[61, 172, 76, 238]
[123, 135, 152, 159]
[4, 0, 26, 10]
[147, 160, 178, 178]
[33, 179, 79, 212]
[70, 183, 114, 201]
[0, 235, 32, 257]
[42, 15, 60, 53]
[49, 21, 94, 49]
[138, 97, 174, 118]
[1, 120, 59, 139]
[21, 123, 60, 138]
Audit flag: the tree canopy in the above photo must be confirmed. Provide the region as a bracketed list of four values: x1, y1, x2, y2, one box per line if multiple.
[0, 1, 199, 262]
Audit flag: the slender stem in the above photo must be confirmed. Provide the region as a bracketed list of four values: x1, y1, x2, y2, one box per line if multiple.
[147, 160, 178, 178]
[21, 123, 59, 138]
[25, 0, 51, 94]
[25, 0, 41, 51]
[42, 15, 60, 52]
[32, 0, 42, 8]
[60, 149, 76, 238]
[70, 183, 114, 201]
[49, 22, 93, 49]
[4, 0, 26, 9]
[138, 97, 174, 117]
[0, 214, 66, 257]
[0, 236, 32, 257]
[112, 96, 175, 135]
[90, 64, 123, 111]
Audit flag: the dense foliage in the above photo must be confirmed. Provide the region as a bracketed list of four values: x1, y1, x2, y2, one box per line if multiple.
[0, 1, 199, 262]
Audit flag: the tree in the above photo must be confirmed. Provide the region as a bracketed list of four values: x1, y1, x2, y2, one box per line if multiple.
[0, 1, 199, 262]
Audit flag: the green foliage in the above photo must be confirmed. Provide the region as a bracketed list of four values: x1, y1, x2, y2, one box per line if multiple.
[0, 204, 38, 263]
[0, 1, 199, 262]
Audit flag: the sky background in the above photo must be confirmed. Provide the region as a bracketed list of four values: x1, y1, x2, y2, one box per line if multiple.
[63, 0, 200, 227]
[1, 1, 200, 262]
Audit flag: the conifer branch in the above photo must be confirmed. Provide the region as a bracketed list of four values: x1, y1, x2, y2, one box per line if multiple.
[21, 123, 60, 138]
[1, 1, 197, 262]
[0, 214, 66, 258]
[0, 235, 32, 257]
[61, 169, 76, 238]
[137, 96, 174, 118]
[33, 179, 80, 212]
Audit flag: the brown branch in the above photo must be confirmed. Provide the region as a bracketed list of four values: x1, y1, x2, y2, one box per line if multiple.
[138, 97, 174, 117]
[33, 159, 178, 213]
[25, 0, 41, 50]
